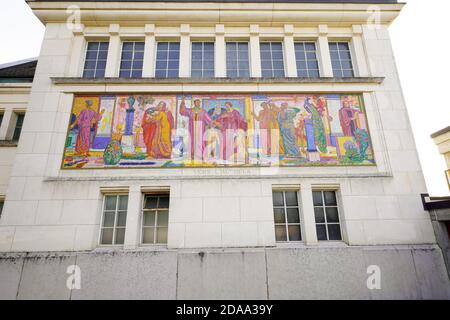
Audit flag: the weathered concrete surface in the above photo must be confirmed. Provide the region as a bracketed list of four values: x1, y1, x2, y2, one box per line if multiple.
[266, 247, 369, 299]
[177, 250, 267, 299]
[71, 251, 178, 300]
[0, 246, 448, 300]
[17, 253, 76, 300]
[0, 255, 22, 300]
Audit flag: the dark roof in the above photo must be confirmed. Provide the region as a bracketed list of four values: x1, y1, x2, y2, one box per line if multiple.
[422, 194, 450, 211]
[29, 0, 399, 3]
[0, 58, 37, 83]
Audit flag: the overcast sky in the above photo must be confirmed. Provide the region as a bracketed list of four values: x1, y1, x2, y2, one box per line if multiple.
[0, 0, 449, 195]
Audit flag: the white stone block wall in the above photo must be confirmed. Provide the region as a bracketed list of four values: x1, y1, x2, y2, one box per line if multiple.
[0, 11, 436, 252]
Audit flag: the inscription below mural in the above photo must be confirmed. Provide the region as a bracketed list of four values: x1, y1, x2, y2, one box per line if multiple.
[62, 93, 375, 169]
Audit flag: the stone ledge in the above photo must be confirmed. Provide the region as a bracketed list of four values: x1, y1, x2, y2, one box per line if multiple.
[0, 140, 18, 147]
[51, 76, 385, 86]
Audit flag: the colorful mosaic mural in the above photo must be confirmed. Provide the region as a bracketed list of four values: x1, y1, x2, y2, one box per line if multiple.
[62, 93, 375, 169]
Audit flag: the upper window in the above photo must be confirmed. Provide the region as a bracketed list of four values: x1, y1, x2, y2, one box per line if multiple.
[226, 42, 250, 78]
[273, 191, 302, 242]
[100, 194, 128, 245]
[12, 113, 24, 142]
[0, 112, 3, 128]
[313, 190, 342, 241]
[191, 42, 215, 78]
[260, 42, 285, 78]
[294, 42, 320, 78]
[119, 42, 145, 78]
[142, 194, 169, 244]
[155, 42, 180, 78]
[329, 42, 354, 78]
[83, 42, 109, 78]
[0, 199, 4, 219]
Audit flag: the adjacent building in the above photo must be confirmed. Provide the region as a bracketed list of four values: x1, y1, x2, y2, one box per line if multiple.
[0, 0, 449, 299]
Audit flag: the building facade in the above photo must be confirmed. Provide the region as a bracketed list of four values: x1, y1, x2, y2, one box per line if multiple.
[0, 0, 449, 299]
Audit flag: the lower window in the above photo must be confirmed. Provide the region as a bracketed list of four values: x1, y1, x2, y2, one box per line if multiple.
[141, 194, 170, 244]
[100, 194, 128, 245]
[313, 190, 342, 241]
[273, 190, 302, 242]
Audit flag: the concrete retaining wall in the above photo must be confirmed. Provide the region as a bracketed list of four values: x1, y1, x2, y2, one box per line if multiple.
[0, 245, 449, 300]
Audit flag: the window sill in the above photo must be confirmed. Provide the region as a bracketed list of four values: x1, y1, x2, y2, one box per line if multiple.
[275, 241, 348, 249]
[51, 76, 384, 86]
[0, 140, 18, 147]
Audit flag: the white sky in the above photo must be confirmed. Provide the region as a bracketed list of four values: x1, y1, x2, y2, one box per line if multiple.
[0, 0, 449, 195]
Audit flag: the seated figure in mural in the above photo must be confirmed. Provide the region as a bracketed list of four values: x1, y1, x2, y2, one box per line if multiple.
[277, 102, 300, 158]
[71, 100, 104, 157]
[339, 98, 360, 136]
[142, 101, 174, 159]
[252, 101, 284, 157]
[179, 98, 213, 161]
[214, 102, 248, 162]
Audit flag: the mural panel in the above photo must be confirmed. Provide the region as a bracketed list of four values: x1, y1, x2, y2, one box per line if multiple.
[62, 93, 375, 169]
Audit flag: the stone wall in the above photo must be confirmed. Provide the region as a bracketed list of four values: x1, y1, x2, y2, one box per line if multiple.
[1, 245, 449, 300]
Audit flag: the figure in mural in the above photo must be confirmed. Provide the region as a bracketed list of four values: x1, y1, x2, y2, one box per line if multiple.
[252, 102, 283, 156]
[278, 102, 300, 157]
[339, 98, 360, 136]
[208, 104, 226, 121]
[71, 100, 104, 157]
[142, 101, 174, 159]
[179, 97, 213, 161]
[304, 97, 327, 154]
[214, 101, 248, 161]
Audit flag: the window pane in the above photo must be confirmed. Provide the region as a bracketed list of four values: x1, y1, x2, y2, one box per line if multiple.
[316, 224, 327, 241]
[142, 227, 155, 244]
[157, 210, 169, 227]
[118, 195, 128, 211]
[156, 227, 168, 243]
[324, 191, 337, 206]
[272, 192, 284, 206]
[158, 42, 168, 50]
[327, 224, 342, 240]
[105, 196, 117, 211]
[158, 196, 170, 208]
[117, 212, 127, 227]
[314, 207, 325, 223]
[285, 192, 298, 206]
[288, 225, 301, 241]
[145, 196, 158, 209]
[115, 228, 125, 244]
[312, 191, 323, 206]
[143, 211, 156, 227]
[326, 207, 339, 223]
[103, 212, 115, 227]
[275, 225, 287, 242]
[101, 228, 113, 244]
[287, 208, 300, 223]
[274, 208, 285, 223]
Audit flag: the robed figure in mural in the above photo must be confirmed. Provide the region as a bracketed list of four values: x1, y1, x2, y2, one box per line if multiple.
[278, 102, 300, 158]
[339, 99, 360, 136]
[252, 102, 284, 157]
[142, 101, 174, 159]
[304, 97, 327, 154]
[72, 100, 104, 157]
[179, 98, 213, 161]
[214, 102, 248, 162]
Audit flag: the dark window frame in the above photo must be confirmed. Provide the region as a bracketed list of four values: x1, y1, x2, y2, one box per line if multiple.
[260, 42, 285, 78]
[119, 41, 145, 78]
[273, 190, 302, 242]
[83, 41, 109, 79]
[191, 42, 215, 78]
[294, 41, 320, 78]
[329, 41, 355, 78]
[313, 190, 343, 241]
[155, 41, 181, 78]
[12, 113, 25, 142]
[226, 41, 250, 78]
[99, 194, 128, 246]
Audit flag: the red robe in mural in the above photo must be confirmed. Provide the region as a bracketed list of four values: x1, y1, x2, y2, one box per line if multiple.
[339, 106, 359, 136]
[142, 110, 174, 159]
[215, 109, 248, 161]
